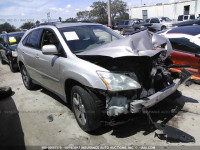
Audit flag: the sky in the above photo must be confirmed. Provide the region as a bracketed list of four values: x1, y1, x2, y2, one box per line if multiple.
[0, 0, 173, 28]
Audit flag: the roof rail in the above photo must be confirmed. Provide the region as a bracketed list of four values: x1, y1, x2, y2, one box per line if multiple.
[30, 22, 60, 29]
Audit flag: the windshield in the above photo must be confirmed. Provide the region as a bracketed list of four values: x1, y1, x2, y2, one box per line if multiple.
[59, 25, 122, 53]
[8, 33, 24, 45]
[165, 17, 172, 21]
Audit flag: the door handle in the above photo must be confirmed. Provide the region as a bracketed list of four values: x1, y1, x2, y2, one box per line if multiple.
[35, 54, 39, 59]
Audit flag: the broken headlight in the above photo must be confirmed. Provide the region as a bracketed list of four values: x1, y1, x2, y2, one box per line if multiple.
[11, 51, 18, 57]
[97, 71, 141, 91]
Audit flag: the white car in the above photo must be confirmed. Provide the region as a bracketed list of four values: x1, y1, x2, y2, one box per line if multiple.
[145, 18, 167, 31]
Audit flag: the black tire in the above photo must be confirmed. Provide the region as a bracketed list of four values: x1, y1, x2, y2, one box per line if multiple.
[0, 86, 12, 99]
[20, 65, 36, 90]
[71, 85, 103, 132]
[9, 58, 18, 73]
[161, 26, 166, 30]
[0, 54, 6, 65]
[120, 28, 125, 35]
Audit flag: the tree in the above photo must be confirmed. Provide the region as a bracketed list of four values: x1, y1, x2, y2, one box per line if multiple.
[35, 20, 40, 25]
[20, 22, 35, 29]
[0, 22, 16, 33]
[76, 0, 128, 24]
[114, 12, 129, 22]
[65, 18, 77, 22]
[111, 0, 127, 21]
[59, 17, 62, 22]
[90, 1, 107, 24]
[77, 11, 91, 21]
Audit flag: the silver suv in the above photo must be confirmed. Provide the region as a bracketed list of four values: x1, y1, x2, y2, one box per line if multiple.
[17, 22, 191, 132]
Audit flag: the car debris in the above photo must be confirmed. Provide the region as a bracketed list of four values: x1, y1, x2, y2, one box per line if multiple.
[142, 107, 195, 143]
[47, 115, 54, 122]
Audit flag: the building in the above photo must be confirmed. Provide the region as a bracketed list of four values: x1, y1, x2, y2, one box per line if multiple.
[129, 0, 200, 20]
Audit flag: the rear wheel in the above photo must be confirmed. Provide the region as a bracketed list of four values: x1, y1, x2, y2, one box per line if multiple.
[20, 65, 36, 90]
[71, 85, 103, 132]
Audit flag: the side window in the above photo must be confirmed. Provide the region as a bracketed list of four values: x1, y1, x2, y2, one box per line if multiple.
[41, 30, 59, 48]
[169, 38, 200, 53]
[125, 21, 129, 25]
[178, 16, 183, 21]
[184, 16, 188, 20]
[23, 29, 43, 49]
[190, 15, 195, 19]
[155, 18, 160, 23]
[150, 19, 155, 23]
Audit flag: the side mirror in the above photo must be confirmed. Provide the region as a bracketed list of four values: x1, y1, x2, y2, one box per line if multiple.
[195, 52, 200, 58]
[42, 45, 59, 55]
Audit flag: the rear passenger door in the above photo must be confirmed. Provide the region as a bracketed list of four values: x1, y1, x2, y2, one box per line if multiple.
[123, 20, 129, 32]
[21, 29, 43, 79]
[34, 29, 63, 95]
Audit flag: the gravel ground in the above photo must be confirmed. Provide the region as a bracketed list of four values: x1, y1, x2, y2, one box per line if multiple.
[0, 63, 200, 150]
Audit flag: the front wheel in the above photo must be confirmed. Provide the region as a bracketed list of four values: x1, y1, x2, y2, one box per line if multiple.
[20, 65, 36, 90]
[71, 85, 102, 132]
[161, 26, 166, 30]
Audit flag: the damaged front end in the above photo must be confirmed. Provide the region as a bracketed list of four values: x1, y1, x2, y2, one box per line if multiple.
[77, 30, 192, 118]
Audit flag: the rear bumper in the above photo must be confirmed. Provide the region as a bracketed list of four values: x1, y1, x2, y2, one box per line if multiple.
[130, 79, 180, 113]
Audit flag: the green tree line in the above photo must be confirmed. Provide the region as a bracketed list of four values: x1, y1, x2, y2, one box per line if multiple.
[76, 0, 129, 24]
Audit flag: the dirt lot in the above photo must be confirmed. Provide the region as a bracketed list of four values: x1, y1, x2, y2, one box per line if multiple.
[0, 63, 200, 150]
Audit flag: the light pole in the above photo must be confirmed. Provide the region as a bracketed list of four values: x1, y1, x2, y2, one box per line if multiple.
[107, 0, 112, 27]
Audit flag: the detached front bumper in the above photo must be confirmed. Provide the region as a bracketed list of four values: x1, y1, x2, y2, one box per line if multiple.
[130, 69, 192, 113]
[130, 78, 180, 113]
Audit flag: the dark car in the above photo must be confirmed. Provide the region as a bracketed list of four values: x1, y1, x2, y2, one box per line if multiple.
[0, 31, 25, 72]
[118, 19, 151, 35]
[172, 19, 200, 27]
[177, 14, 196, 21]
[158, 26, 200, 82]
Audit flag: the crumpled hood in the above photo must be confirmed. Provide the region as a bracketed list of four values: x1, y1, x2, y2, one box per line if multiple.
[77, 30, 172, 59]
